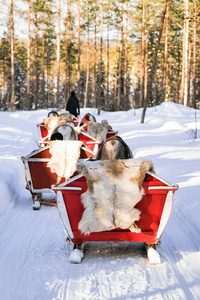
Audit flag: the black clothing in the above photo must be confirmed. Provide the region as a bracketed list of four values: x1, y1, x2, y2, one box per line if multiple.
[66, 94, 80, 117]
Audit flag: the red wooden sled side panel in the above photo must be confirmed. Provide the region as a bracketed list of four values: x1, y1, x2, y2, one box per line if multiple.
[57, 173, 170, 244]
[78, 132, 98, 152]
[37, 123, 49, 139]
[28, 161, 66, 190]
[23, 145, 93, 192]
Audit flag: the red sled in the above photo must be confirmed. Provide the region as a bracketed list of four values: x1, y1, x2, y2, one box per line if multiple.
[37, 122, 50, 147]
[37, 116, 80, 147]
[21, 144, 95, 210]
[52, 171, 178, 264]
[78, 129, 118, 153]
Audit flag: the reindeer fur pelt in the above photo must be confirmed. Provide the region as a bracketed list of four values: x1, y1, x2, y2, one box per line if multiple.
[86, 121, 112, 143]
[47, 140, 83, 184]
[43, 116, 66, 135]
[77, 159, 153, 235]
[96, 135, 133, 160]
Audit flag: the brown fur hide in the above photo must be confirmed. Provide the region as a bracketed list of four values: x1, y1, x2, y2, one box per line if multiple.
[77, 159, 153, 234]
[43, 116, 67, 135]
[47, 140, 83, 184]
[86, 121, 112, 143]
[59, 112, 74, 121]
[96, 136, 133, 160]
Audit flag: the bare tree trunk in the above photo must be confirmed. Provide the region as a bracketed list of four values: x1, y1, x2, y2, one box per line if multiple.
[27, 0, 31, 110]
[10, 0, 15, 111]
[184, 0, 189, 106]
[64, 9, 69, 106]
[144, 25, 149, 99]
[141, 0, 168, 123]
[106, 19, 109, 110]
[140, 0, 145, 107]
[77, 0, 81, 97]
[98, 0, 103, 113]
[42, 13, 45, 108]
[114, 60, 117, 109]
[192, 0, 197, 108]
[2, 55, 6, 105]
[123, 4, 128, 110]
[117, 0, 123, 110]
[187, 35, 191, 106]
[162, 0, 169, 102]
[176, 37, 181, 103]
[47, 61, 50, 108]
[180, 0, 189, 105]
[56, 0, 61, 106]
[93, 12, 97, 108]
[84, 6, 90, 108]
[34, 8, 38, 110]
[180, 34, 185, 104]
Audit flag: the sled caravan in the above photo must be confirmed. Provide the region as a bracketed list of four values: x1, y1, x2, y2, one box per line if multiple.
[22, 111, 117, 208]
[21, 110, 179, 264]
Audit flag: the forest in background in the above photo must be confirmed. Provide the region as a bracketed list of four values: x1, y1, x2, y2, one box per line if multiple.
[0, 0, 199, 120]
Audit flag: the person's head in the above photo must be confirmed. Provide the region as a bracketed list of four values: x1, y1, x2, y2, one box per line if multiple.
[71, 91, 75, 97]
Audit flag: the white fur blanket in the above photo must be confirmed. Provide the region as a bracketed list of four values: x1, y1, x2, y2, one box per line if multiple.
[77, 159, 153, 234]
[86, 121, 112, 143]
[47, 140, 83, 184]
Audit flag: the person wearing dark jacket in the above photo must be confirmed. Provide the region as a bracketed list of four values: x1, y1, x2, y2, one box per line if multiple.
[66, 91, 80, 117]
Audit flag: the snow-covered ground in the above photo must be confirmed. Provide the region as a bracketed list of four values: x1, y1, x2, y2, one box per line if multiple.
[0, 102, 200, 300]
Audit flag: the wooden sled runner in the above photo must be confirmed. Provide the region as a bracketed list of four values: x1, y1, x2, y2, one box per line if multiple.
[52, 162, 178, 264]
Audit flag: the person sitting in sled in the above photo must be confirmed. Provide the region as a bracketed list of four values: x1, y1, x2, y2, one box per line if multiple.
[66, 91, 80, 117]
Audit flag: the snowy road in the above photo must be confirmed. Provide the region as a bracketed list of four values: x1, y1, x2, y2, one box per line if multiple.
[1, 103, 200, 299]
